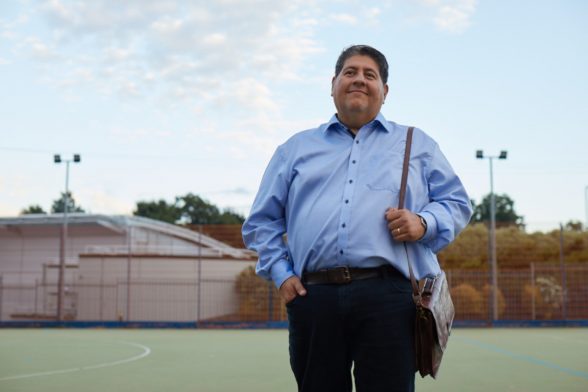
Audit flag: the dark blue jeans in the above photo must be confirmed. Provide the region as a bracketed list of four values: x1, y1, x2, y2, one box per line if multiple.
[286, 273, 416, 392]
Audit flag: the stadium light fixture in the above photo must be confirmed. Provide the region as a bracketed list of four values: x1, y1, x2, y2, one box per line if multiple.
[476, 149, 508, 322]
[54, 154, 81, 321]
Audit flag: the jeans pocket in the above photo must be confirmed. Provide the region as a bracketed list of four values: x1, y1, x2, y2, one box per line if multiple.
[387, 277, 413, 294]
[285, 294, 302, 308]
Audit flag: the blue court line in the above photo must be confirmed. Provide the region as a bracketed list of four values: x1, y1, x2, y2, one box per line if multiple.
[456, 336, 588, 381]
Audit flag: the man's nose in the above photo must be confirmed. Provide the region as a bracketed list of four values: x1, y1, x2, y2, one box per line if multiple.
[352, 73, 366, 84]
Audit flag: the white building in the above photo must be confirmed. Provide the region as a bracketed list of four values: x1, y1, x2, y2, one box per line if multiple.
[0, 214, 255, 322]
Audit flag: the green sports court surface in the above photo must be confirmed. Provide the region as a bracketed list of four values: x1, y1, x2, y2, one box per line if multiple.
[1, 328, 587, 391]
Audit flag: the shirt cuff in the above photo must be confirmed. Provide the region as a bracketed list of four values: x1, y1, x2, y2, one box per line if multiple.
[270, 259, 295, 289]
[417, 211, 437, 243]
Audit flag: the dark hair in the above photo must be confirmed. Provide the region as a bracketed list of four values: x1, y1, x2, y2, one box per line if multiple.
[335, 45, 389, 84]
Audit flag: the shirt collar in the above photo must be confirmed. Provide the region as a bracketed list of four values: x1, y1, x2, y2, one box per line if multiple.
[324, 112, 391, 134]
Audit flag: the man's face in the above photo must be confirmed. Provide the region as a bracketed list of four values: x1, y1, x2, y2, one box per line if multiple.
[331, 55, 388, 129]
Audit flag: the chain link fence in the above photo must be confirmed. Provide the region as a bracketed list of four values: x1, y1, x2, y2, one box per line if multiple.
[1, 263, 587, 324]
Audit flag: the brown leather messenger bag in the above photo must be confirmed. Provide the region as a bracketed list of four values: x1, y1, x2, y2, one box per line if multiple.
[399, 127, 455, 379]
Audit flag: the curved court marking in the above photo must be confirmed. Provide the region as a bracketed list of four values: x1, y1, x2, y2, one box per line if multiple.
[457, 336, 588, 381]
[0, 341, 151, 382]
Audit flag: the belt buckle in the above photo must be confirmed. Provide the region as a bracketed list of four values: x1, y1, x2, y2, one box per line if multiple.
[331, 266, 351, 284]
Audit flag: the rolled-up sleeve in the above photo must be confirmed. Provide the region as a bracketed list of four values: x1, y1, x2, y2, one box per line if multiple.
[418, 143, 473, 253]
[242, 146, 294, 288]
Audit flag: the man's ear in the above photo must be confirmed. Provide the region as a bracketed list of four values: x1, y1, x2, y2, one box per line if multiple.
[383, 84, 389, 101]
[331, 76, 336, 97]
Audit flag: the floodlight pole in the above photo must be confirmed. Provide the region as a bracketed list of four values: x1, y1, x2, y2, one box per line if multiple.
[54, 154, 81, 321]
[488, 157, 497, 321]
[476, 150, 507, 322]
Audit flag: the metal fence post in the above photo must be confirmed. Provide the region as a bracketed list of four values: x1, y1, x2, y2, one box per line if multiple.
[530, 263, 536, 320]
[268, 281, 273, 322]
[559, 224, 568, 320]
[34, 279, 39, 316]
[0, 275, 3, 321]
[197, 225, 202, 323]
[126, 222, 133, 321]
[99, 260, 104, 321]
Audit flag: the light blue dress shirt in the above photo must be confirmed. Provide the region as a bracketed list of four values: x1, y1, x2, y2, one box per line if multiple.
[243, 113, 472, 288]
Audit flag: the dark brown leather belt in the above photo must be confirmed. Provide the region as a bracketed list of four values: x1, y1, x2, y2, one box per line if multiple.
[302, 265, 401, 285]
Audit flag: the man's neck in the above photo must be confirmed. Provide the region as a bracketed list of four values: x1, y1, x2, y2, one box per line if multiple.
[336, 113, 374, 135]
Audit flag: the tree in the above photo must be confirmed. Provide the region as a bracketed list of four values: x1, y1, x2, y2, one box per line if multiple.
[176, 193, 245, 224]
[133, 193, 245, 224]
[564, 220, 584, 232]
[20, 205, 47, 215]
[472, 193, 524, 228]
[176, 193, 223, 224]
[134, 199, 181, 224]
[218, 208, 247, 224]
[51, 192, 85, 213]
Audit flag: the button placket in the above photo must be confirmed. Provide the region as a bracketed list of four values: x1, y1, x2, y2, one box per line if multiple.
[337, 135, 361, 263]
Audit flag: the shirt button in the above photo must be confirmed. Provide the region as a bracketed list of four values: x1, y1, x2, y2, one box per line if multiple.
[340, 250, 344, 255]
[345, 199, 349, 204]
[349, 179, 353, 184]
[355, 140, 359, 144]
[352, 160, 356, 164]
[342, 223, 346, 228]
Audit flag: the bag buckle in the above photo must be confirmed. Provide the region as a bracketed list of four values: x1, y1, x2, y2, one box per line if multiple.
[422, 276, 437, 296]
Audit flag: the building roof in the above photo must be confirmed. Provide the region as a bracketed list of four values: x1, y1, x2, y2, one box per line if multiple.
[0, 214, 254, 259]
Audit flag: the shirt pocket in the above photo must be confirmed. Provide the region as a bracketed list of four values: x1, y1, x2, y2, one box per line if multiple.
[364, 155, 403, 192]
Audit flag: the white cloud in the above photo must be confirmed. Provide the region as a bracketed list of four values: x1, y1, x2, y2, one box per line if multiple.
[109, 125, 172, 142]
[151, 17, 184, 34]
[364, 7, 381, 20]
[79, 189, 134, 215]
[104, 47, 132, 62]
[331, 13, 358, 25]
[202, 33, 227, 46]
[25, 37, 60, 61]
[119, 80, 140, 98]
[292, 17, 319, 28]
[421, 0, 477, 33]
[12, 0, 323, 127]
[226, 78, 279, 112]
[1, 10, 30, 32]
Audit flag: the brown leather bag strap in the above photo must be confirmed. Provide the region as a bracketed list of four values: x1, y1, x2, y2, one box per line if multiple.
[398, 127, 421, 302]
[398, 127, 413, 210]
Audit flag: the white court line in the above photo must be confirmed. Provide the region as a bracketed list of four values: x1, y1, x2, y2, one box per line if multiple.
[0, 341, 151, 382]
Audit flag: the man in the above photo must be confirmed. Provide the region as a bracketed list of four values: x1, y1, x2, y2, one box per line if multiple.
[242, 45, 472, 392]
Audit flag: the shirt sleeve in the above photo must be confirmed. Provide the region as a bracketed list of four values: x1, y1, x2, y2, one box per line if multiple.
[242, 146, 294, 288]
[418, 142, 473, 253]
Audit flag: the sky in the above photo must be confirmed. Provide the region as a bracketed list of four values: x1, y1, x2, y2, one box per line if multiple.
[1, 0, 587, 232]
